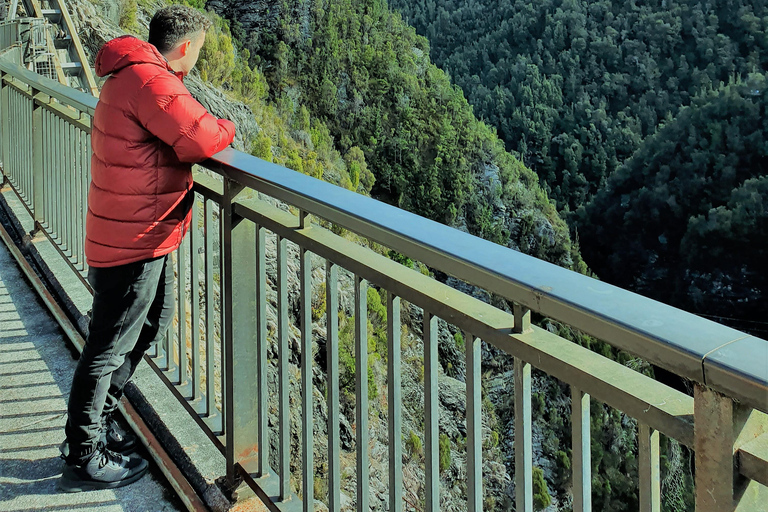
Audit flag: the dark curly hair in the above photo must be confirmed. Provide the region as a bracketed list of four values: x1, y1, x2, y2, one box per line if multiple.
[148, 5, 212, 54]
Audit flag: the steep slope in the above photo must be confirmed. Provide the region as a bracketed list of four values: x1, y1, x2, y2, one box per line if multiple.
[576, 75, 768, 332]
[389, 0, 768, 211]
[208, 0, 583, 269]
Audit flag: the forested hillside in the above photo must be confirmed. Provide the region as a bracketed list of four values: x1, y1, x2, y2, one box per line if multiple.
[390, 0, 768, 210]
[576, 74, 768, 328]
[391, 0, 768, 335]
[207, 0, 583, 269]
[76, 0, 726, 509]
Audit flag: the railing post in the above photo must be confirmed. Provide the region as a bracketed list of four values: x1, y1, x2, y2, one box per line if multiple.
[222, 179, 259, 488]
[694, 385, 768, 512]
[695, 384, 734, 511]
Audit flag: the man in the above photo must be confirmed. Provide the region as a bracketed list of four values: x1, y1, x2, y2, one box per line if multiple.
[59, 5, 235, 492]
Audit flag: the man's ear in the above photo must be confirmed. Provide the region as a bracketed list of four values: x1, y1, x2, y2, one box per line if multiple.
[180, 39, 192, 56]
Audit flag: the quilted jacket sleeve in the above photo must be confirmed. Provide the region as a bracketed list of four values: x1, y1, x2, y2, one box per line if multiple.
[136, 72, 236, 163]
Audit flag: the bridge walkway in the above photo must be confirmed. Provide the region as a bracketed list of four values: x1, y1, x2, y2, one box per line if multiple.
[0, 231, 183, 512]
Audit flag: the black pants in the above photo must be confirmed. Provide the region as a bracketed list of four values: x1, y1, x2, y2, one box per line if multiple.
[65, 254, 174, 461]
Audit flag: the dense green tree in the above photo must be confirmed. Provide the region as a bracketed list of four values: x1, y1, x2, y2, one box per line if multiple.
[390, 0, 768, 211]
[213, 0, 583, 268]
[576, 76, 767, 327]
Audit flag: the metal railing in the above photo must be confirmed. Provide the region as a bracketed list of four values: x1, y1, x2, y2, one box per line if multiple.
[2, 28, 767, 512]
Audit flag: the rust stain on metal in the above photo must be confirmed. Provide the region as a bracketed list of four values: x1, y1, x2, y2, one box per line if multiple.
[238, 443, 260, 461]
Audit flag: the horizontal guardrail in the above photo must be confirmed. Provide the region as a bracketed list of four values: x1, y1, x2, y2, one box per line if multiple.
[206, 148, 767, 414]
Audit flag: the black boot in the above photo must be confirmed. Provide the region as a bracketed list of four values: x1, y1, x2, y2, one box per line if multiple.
[102, 412, 138, 455]
[59, 442, 148, 493]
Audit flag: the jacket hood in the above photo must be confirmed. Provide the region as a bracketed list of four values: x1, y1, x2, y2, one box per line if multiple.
[95, 36, 171, 77]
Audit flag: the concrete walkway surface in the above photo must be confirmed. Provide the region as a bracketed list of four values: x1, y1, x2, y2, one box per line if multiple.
[0, 238, 183, 511]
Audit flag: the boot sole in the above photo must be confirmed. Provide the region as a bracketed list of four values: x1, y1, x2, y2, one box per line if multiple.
[58, 464, 148, 493]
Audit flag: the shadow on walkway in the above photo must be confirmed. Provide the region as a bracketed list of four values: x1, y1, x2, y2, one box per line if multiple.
[0, 240, 182, 511]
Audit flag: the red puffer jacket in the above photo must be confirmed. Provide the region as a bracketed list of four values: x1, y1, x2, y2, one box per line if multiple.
[86, 36, 235, 267]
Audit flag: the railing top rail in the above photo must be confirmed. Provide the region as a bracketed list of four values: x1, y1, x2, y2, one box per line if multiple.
[1, 48, 764, 413]
[206, 149, 767, 413]
[0, 58, 96, 114]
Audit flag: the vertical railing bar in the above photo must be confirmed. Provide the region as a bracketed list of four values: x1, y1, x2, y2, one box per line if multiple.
[76, 125, 84, 269]
[277, 235, 290, 500]
[79, 123, 87, 271]
[31, 89, 42, 227]
[57, 114, 64, 241]
[218, 204, 227, 436]
[55, 115, 62, 240]
[17, 91, 22, 199]
[70, 121, 77, 262]
[38, 107, 45, 225]
[388, 291, 403, 512]
[300, 245, 313, 511]
[222, 182, 234, 484]
[28, 94, 33, 205]
[572, 386, 592, 512]
[514, 357, 532, 512]
[60, 118, 68, 252]
[639, 424, 661, 512]
[256, 222, 268, 475]
[355, 275, 369, 511]
[465, 331, 482, 512]
[190, 197, 201, 403]
[17, 90, 22, 200]
[178, 231, 189, 388]
[424, 311, 439, 511]
[204, 199, 216, 418]
[64, 120, 71, 255]
[327, 261, 340, 510]
[38, 102, 45, 228]
[84, 131, 91, 275]
[68, 122, 75, 259]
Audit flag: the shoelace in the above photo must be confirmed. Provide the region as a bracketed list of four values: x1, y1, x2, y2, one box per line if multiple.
[97, 443, 123, 469]
[103, 414, 124, 441]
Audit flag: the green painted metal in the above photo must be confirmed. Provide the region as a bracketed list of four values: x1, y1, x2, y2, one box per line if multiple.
[355, 275, 369, 511]
[465, 332, 483, 512]
[222, 179, 260, 481]
[424, 311, 439, 511]
[326, 261, 341, 510]
[388, 292, 403, 512]
[639, 424, 660, 512]
[515, 358, 532, 512]
[255, 222, 269, 477]
[572, 387, 591, 512]
[204, 199, 219, 423]
[277, 234, 290, 500]
[300, 245, 314, 511]
[178, 227, 189, 388]
[32, 87, 43, 224]
[190, 198, 202, 404]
